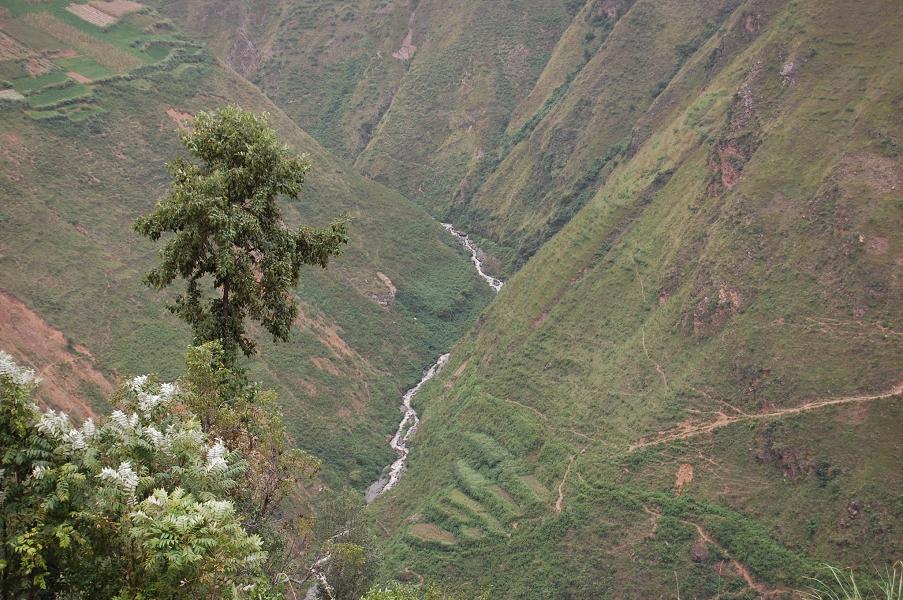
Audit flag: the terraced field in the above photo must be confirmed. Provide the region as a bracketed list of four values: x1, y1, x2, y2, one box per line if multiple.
[0, 0, 194, 121]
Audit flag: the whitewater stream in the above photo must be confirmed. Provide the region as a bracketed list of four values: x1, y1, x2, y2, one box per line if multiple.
[364, 223, 503, 503]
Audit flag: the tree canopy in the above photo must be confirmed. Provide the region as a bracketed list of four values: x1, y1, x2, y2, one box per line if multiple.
[135, 106, 348, 362]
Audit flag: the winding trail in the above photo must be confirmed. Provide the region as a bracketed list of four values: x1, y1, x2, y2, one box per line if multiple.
[628, 382, 903, 453]
[365, 224, 503, 503]
[554, 449, 585, 513]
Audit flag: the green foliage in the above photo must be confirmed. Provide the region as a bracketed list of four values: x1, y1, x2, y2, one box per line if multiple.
[0, 350, 288, 599]
[312, 489, 380, 600]
[135, 106, 349, 361]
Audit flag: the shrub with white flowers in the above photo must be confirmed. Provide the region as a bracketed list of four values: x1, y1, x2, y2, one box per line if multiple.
[0, 348, 284, 600]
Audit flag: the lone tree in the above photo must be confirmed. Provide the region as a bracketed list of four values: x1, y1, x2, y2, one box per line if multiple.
[135, 106, 347, 362]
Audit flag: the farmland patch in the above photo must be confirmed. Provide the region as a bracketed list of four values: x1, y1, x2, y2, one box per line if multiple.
[408, 523, 457, 545]
[65, 3, 118, 29]
[22, 12, 143, 71]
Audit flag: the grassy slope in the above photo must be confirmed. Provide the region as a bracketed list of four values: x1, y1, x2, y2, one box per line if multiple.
[449, 0, 748, 273]
[0, 2, 492, 487]
[353, 0, 574, 213]
[146, 0, 412, 160]
[147, 0, 577, 221]
[367, 0, 903, 595]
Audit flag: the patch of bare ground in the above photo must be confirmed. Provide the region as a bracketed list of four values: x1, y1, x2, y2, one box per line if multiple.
[165, 107, 192, 130]
[25, 56, 55, 77]
[443, 358, 468, 389]
[0, 291, 111, 420]
[368, 271, 396, 307]
[0, 89, 25, 101]
[0, 31, 33, 60]
[392, 9, 416, 61]
[311, 356, 340, 377]
[66, 71, 91, 84]
[673, 463, 694, 495]
[838, 152, 902, 194]
[65, 3, 118, 28]
[628, 382, 903, 452]
[89, 0, 143, 18]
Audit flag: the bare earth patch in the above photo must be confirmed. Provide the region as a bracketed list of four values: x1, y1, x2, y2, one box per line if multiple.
[25, 56, 55, 77]
[0, 89, 25, 101]
[0, 31, 34, 60]
[311, 356, 341, 377]
[66, 70, 92, 84]
[392, 9, 417, 60]
[165, 107, 193, 130]
[376, 271, 396, 299]
[0, 291, 112, 420]
[674, 463, 694, 495]
[838, 152, 902, 194]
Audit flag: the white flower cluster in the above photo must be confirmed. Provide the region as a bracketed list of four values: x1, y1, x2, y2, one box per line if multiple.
[110, 409, 140, 432]
[129, 376, 179, 416]
[38, 409, 71, 437]
[205, 438, 228, 473]
[36, 410, 96, 453]
[0, 351, 41, 386]
[99, 461, 140, 498]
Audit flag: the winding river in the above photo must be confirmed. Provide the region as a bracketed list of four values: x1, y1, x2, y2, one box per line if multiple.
[365, 223, 503, 503]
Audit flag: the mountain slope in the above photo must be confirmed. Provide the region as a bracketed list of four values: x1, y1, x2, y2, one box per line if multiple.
[366, 0, 903, 595]
[147, 0, 579, 218]
[0, 0, 492, 487]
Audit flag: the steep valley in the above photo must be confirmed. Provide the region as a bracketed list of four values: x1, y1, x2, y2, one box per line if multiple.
[0, 0, 492, 489]
[1, 0, 901, 597]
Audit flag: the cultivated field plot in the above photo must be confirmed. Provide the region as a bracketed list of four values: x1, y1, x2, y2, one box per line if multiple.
[21, 12, 142, 70]
[0, 31, 34, 60]
[0, 89, 25, 101]
[0, 0, 189, 121]
[90, 0, 143, 19]
[65, 3, 117, 28]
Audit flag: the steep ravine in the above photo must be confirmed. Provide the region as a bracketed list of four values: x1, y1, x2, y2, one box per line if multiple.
[365, 225, 503, 502]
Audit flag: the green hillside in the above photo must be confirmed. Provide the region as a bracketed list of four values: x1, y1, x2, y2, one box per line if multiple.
[146, 0, 578, 221]
[1, 0, 901, 597]
[0, 0, 492, 488]
[366, 0, 903, 596]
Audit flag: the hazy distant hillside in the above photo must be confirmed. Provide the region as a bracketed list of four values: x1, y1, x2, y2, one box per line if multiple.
[0, 0, 491, 487]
